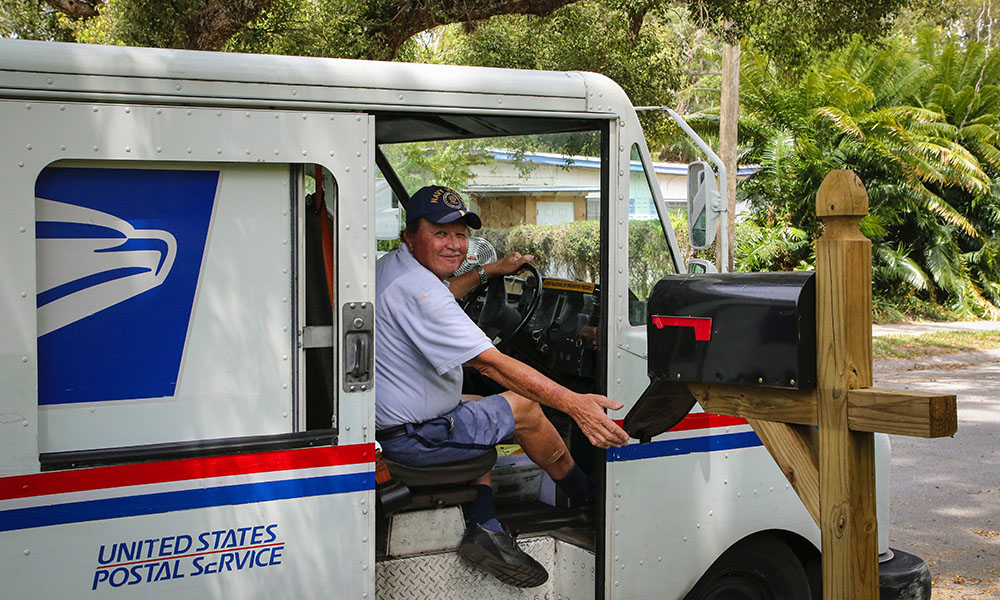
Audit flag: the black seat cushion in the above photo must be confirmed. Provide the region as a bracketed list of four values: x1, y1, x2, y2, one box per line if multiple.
[383, 448, 498, 488]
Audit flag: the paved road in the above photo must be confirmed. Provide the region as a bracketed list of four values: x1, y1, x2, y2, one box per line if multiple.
[875, 350, 1000, 599]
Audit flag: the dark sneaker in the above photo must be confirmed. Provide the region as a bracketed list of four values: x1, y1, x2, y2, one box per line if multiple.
[458, 523, 549, 588]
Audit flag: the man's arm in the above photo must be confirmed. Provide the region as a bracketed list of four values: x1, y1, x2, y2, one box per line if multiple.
[448, 253, 534, 299]
[467, 347, 629, 449]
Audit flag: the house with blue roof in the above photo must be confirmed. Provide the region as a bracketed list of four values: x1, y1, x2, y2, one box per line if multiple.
[462, 150, 754, 227]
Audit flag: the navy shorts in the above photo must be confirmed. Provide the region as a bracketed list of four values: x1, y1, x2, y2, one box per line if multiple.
[379, 394, 515, 467]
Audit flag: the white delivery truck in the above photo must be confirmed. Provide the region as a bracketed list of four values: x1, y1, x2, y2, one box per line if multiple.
[0, 39, 929, 599]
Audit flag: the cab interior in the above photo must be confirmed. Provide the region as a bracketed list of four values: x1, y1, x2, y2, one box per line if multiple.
[360, 115, 613, 556]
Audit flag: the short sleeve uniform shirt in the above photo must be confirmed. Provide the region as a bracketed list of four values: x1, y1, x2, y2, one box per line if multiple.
[374, 245, 492, 429]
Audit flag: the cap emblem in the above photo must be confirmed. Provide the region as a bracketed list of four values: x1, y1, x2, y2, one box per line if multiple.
[431, 187, 465, 210]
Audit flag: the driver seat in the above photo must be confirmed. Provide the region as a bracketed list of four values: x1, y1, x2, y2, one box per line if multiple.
[383, 449, 498, 510]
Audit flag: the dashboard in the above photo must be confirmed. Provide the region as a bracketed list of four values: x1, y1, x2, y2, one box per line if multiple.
[510, 278, 601, 392]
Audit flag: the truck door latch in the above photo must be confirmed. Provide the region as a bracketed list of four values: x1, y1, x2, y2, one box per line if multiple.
[343, 302, 373, 392]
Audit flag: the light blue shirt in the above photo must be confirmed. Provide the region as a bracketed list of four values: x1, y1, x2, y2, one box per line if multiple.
[374, 245, 492, 429]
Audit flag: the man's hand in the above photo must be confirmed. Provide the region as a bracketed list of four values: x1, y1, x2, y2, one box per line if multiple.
[568, 394, 629, 449]
[487, 252, 534, 277]
[468, 348, 631, 449]
[447, 252, 535, 299]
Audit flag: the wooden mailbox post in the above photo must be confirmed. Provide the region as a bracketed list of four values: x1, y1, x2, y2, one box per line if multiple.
[687, 170, 958, 599]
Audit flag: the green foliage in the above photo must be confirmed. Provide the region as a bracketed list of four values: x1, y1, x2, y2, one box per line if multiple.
[0, 0, 77, 41]
[731, 28, 1000, 318]
[227, 0, 413, 60]
[481, 218, 679, 298]
[873, 290, 960, 323]
[227, 0, 341, 56]
[502, 222, 599, 282]
[733, 219, 812, 272]
[74, 0, 190, 47]
[483, 221, 590, 281]
[896, 0, 1000, 45]
[380, 141, 495, 194]
[628, 219, 678, 298]
[688, 0, 911, 71]
[437, 1, 683, 150]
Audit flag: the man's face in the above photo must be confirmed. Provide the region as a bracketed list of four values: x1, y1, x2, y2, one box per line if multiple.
[405, 218, 469, 280]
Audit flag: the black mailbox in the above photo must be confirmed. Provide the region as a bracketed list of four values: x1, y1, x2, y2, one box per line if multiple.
[646, 272, 816, 389]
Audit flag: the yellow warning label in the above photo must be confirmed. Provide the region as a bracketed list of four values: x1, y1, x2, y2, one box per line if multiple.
[496, 444, 525, 456]
[542, 279, 596, 294]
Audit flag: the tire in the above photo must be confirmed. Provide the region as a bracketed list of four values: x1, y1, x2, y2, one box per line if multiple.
[878, 548, 932, 600]
[684, 534, 812, 600]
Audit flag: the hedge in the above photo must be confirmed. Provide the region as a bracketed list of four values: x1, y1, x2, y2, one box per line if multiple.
[480, 217, 682, 299]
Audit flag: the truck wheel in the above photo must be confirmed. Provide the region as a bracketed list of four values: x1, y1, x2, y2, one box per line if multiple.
[684, 534, 812, 600]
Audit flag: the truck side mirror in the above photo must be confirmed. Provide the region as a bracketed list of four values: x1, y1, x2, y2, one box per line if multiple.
[687, 161, 721, 250]
[685, 258, 717, 274]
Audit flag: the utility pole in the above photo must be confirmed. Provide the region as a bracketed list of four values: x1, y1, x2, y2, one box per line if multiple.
[719, 34, 740, 273]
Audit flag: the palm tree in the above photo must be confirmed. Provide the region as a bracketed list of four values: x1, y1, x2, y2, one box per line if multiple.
[910, 28, 1000, 314]
[731, 30, 1000, 317]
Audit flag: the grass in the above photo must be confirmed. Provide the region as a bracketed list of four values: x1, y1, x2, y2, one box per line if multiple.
[872, 330, 1000, 360]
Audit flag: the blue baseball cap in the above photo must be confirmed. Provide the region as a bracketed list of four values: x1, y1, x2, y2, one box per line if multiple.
[406, 185, 482, 230]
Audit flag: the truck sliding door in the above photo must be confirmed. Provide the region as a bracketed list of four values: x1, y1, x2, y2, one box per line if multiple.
[0, 98, 376, 600]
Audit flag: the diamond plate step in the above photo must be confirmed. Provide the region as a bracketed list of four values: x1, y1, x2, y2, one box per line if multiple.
[376, 535, 594, 600]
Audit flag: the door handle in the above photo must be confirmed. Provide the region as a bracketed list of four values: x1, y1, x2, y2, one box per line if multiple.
[342, 302, 373, 392]
[349, 334, 368, 378]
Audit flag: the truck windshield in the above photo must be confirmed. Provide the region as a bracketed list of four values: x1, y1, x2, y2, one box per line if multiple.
[377, 130, 604, 284]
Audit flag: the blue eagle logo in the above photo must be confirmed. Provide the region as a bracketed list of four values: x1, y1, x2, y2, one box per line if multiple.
[36, 197, 178, 336]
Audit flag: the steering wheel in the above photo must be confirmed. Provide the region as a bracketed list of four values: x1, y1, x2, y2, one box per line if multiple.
[464, 263, 543, 349]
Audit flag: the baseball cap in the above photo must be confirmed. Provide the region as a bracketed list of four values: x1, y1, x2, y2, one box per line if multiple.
[406, 185, 482, 230]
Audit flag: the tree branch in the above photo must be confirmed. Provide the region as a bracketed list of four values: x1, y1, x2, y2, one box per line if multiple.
[42, 0, 102, 18]
[627, 8, 647, 39]
[368, 0, 582, 60]
[187, 0, 275, 51]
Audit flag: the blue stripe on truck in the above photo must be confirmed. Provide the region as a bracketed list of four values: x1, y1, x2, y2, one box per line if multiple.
[607, 431, 763, 462]
[0, 472, 374, 532]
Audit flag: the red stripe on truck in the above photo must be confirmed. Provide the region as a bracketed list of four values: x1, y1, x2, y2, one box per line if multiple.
[613, 413, 747, 432]
[0, 443, 373, 501]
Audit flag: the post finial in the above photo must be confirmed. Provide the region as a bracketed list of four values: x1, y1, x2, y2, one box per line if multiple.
[816, 170, 869, 218]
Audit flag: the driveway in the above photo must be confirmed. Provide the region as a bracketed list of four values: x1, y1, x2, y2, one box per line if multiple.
[875, 350, 1000, 599]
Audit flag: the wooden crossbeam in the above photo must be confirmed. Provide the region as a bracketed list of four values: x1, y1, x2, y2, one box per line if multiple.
[688, 384, 956, 439]
[686, 383, 816, 426]
[847, 388, 957, 438]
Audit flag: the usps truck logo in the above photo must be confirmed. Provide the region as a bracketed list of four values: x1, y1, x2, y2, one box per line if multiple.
[92, 523, 284, 590]
[35, 167, 219, 405]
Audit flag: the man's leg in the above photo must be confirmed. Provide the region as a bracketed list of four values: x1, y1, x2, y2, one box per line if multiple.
[502, 391, 595, 507]
[453, 396, 548, 587]
[502, 392, 573, 479]
[465, 471, 503, 532]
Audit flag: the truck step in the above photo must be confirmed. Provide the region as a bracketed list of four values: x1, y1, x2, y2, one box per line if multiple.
[375, 536, 594, 600]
